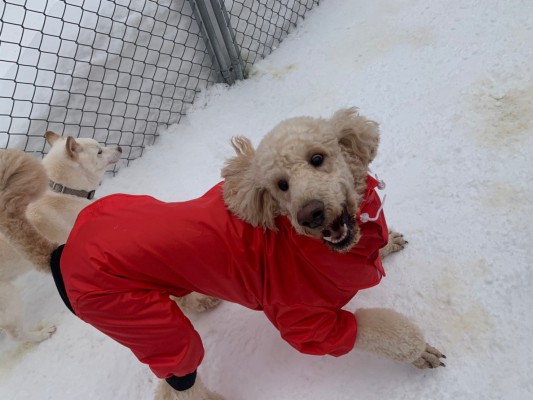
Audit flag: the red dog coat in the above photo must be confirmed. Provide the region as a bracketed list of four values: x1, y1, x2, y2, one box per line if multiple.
[59, 176, 388, 379]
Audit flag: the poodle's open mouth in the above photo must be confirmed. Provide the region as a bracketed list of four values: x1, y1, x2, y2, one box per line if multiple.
[322, 205, 356, 252]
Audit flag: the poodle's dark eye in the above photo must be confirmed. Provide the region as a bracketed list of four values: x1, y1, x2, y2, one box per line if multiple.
[97, 149, 103, 155]
[310, 153, 324, 167]
[278, 179, 289, 191]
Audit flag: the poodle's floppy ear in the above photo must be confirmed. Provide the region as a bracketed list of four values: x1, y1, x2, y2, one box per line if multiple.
[330, 107, 380, 167]
[221, 136, 279, 230]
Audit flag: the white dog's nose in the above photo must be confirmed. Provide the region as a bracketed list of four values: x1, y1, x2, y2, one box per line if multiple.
[297, 200, 325, 229]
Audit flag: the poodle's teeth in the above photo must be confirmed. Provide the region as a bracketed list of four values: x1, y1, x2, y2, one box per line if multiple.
[324, 224, 348, 244]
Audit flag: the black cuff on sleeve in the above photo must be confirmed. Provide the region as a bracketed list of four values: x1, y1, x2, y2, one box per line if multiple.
[50, 244, 75, 315]
[165, 370, 197, 391]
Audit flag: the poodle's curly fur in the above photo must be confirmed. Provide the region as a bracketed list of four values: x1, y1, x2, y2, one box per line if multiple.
[222, 107, 380, 251]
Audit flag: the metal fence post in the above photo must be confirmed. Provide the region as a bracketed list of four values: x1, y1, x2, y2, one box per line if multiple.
[188, 0, 245, 84]
[209, 0, 246, 80]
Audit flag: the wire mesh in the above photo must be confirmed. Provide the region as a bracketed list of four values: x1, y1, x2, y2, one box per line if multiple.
[0, 0, 318, 169]
[224, 0, 319, 71]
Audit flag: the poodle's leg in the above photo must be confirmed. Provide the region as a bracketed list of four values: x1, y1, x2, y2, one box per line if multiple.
[171, 293, 222, 314]
[0, 282, 56, 342]
[354, 308, 445, 369]
[154, 376, 225, 400]
[379, 231, 407, 258]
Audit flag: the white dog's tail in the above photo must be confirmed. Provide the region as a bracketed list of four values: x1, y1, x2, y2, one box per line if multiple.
[0, 149, 58, 272]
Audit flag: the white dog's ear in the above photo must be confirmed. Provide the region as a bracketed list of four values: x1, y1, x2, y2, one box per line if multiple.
[65, 136, 82, 160]
[330, 107, 380, 167]
[45, 131, 82, 160]
[44, 131, 61, 145]
[222, 136, 279, 230]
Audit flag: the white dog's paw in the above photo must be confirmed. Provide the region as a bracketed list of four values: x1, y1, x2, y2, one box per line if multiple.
[18, 324, 56, 343]
[34, 324, 57, 342]
[412, 343, 446, 369]
[171, 293, 222, 314]
[379, 231, 407, 258]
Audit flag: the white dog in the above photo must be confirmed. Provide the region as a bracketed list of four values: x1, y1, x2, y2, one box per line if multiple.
[0, 131, 122, 342]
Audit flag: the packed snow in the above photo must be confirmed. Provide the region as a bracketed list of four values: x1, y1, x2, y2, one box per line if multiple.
[1, 0, 532, 399]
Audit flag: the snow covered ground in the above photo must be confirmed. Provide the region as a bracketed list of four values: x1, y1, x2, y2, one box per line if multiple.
[1, 0, 532, 399]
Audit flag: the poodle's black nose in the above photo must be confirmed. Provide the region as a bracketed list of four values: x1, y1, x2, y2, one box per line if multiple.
[297, 200, 325, 229]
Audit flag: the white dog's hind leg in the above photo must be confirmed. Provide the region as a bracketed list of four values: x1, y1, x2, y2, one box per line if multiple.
[379, 231, 407, 258]
[154, 377, 225, 400]
[171, 293, 222, 314]
[0, 282, 56, 342]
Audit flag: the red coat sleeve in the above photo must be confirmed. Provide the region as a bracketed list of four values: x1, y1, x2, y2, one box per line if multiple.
[263, 304, 357, 356]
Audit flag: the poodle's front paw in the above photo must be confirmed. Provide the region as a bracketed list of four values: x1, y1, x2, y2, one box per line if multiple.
[412, 344, 446, 369]
[379, 231, 407, 258]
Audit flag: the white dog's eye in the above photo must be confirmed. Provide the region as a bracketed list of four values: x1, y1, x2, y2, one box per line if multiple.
[278, 179, 289, 191]
[97, 149, 103, 155]
[310, 154, 324, 167]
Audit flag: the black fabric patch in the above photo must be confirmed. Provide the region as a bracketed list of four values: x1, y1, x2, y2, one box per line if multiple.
[50, 244, 75, 315]
[165, 370, 197, 391]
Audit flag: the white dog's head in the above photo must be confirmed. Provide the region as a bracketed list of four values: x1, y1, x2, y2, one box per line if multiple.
[43, 131, 122, 190]
[222, 108, 380, 252]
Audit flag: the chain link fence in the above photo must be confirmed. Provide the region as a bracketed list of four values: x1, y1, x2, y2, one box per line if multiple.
[225, 0, 317, 69]
[0, 0, 319, 170]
